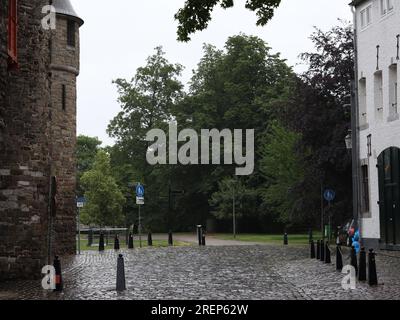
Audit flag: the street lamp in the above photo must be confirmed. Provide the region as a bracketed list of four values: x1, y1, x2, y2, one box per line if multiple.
[345, 130, 352, 150]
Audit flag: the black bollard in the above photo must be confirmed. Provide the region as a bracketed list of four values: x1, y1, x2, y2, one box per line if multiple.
[320, 240, 325, 262]
[197, 225, 203, 246]
[128, 233, 134, 249]
[148, 232, 153, 247]
[116, 254, 126, 292]
[99, 233, 105, 252]
[368, 249, 378, 286]
[336, 246, 343, 271]
[168, 231, 173, 246]
[53, 256, 63, 292]
[114, 234, 120, 250]
[358, 247, 367, 281]
[324, 242, 331, 264]
[88, 228, 93, 246]
[316, 240, 321, 260]
[310, 240, 316, 259]
[284, 233, 288, 246]
[350, 247, 358, 276]
[202, 233, 206, 246]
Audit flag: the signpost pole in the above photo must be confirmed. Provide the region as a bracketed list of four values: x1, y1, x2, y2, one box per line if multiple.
[135, 183, 145, 248]
[139, 204, 142, 248]
[78, 207, 81, 255]
[233, 184, 236, 239]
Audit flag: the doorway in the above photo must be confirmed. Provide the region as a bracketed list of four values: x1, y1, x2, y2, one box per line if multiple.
[378, 147, 400, 248]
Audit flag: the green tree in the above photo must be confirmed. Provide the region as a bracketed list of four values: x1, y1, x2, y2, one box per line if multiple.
[259, 122, 306, 224]
[76, 135, 102, 196]
[175, 0, 281, 41]
[173, 34, 294, 224]
[209, 177, 249, 220]
[107, 47, 184, 231]
[80, 150, 125, 227]
[280, 22, 354, 226]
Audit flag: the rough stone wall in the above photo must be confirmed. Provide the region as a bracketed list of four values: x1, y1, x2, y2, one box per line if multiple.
[0, 0, 53, 280]
[49, 16, 80, 256]
[0, 0, 80, 280]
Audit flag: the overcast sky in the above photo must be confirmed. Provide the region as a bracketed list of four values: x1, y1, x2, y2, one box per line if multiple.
[71, 0, 353, 146]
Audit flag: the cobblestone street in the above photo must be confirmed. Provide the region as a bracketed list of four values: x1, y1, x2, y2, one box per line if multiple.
[1, 244, 400, 300]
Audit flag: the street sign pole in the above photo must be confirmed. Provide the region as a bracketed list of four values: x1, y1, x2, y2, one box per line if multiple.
[135, 183, 145, 248]
[233, 184, 236, 239]
[78, 207, 81, 255]
[139, 204, 142, 248]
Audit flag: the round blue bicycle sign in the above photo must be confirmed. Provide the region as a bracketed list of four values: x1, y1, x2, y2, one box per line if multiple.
[324, 189, 336, 202]
[136, 183, 145, 197]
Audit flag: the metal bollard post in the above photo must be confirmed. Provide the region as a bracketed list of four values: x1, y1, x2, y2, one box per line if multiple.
[197, 225, 203, 246]
[202, 227, 206, 246]
[320, 240, 325, 262]
[350, 247, 358, 276]
[148, 232, 153, 247]
[316, 240, 321, 260]
[358, 247, 367, 281]
[53, 256, 63, 292]
[114, 234, 120, 250]
[168, 231, 173, 246]
[336, 246, 343, 271]
[324, 241, 331, 264]
[310, 240, 316, 259]
[368, 249, 378, 286]
[283, 233, 288, 245]
[116, 254, 126, 292]
[128, 233, 134, 249]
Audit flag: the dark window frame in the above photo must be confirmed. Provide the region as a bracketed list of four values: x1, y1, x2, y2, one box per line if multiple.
[67, 20, 76, 47]
[62, 85, 66, 111]
[361, 164, 370, 214]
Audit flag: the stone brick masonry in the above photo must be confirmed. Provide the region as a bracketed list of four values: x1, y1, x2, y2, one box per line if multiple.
[0, 0, 81, 280]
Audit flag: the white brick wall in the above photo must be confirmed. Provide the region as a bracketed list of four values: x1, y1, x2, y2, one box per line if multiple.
[356, 0, 400, 239]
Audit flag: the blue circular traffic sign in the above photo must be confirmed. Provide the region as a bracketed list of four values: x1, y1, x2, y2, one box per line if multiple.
[136, 184, 145, 197]
[324, 189, 336, 202]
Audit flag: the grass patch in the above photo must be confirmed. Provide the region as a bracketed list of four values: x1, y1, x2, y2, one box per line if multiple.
[214, 233, 324, 245]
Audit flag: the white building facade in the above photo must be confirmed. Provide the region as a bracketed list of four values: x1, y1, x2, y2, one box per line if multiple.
[353, 0, 400, 249]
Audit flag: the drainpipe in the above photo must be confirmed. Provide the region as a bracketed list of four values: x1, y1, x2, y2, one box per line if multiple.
[350, 4, 362, 240]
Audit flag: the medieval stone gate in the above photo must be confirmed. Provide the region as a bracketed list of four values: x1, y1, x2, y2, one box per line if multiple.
[0, 0, 83, 280]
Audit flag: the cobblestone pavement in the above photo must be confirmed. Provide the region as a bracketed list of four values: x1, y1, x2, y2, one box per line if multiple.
[1, 245, 400, 300]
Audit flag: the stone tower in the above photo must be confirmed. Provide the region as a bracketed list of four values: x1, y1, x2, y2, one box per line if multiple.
[0, 0, 83, 280]
[49, 0, 84, 259]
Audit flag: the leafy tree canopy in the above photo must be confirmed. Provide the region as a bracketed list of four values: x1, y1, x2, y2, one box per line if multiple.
[175, 0, 281, 41]
[80, 150, 126, 227]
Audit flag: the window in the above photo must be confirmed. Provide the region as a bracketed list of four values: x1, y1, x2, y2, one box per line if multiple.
[389, 65, 398, 116]
[367, 135, 372, 157]
[359, 78, 367, 125]
[62, 85, 66, 110]
[7, 0, 18, 66]
[374, 71, 384, 119]
[381, 0, 394, 16]
[361, 5, 372, 28]
[361, 165, 370, 213]
[67, 20, 76, 47]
